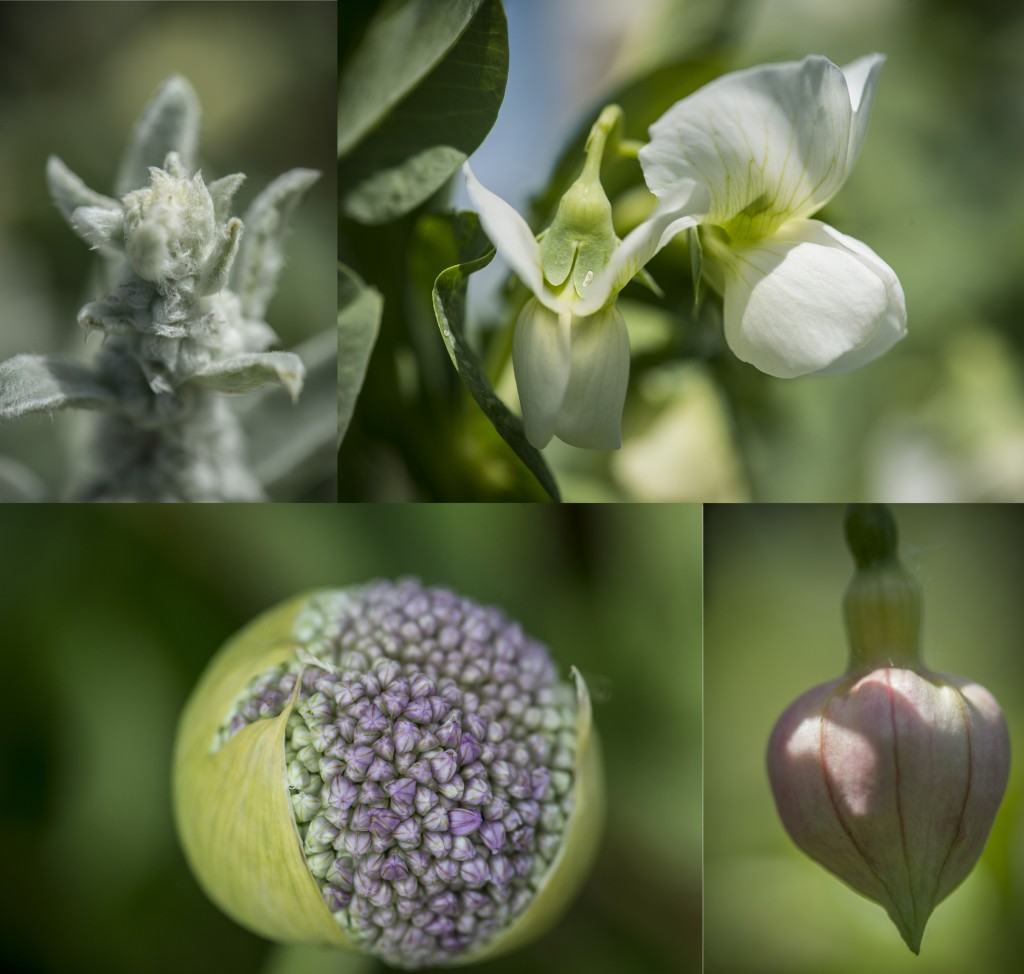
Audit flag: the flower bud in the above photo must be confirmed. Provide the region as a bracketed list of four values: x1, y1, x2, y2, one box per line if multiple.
[173, 581, 603, 969]
[766, 506, 1010, 953]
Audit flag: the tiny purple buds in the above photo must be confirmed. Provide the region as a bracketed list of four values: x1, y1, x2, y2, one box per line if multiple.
[767, 506, 1011, 954]
[449, 808, 483, 836]
[174, 581, 603, 971]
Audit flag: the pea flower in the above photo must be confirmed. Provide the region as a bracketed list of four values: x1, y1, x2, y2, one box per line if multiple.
[767, 506, 1010, 953]
[173, 581, 603, 970]
[639, 55, 907, 377]
[466, 106, 699, 449]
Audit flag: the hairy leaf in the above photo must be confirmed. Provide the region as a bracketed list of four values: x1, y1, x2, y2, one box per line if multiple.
[431, 212, 560, 501]
[115, 74, 201, 196]
[0, 355, 120, 420]
[186, 352, 305, 402]
[233, 169, 321, 319]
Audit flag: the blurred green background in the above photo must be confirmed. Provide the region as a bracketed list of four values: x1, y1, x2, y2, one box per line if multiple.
[0, 0, 337, 498]
[0, 502, 700, 974]
[704, 504, 1024, 973]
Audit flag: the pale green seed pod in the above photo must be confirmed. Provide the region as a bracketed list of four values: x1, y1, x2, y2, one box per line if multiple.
[173, 582, 603, 970]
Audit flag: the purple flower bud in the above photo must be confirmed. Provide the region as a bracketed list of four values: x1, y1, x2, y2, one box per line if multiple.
[449, 808, 482, 836]
[461, 776, 491, 806]
[414, 785, 438, 815]
[344, 745, 374, 780]
[479, 821, 506, 854]
[395, 876, 418, 900]
[490, 854, 514, 886]
[460, 857, 490, 887]
[393, 720, 417, 754]
[368, 807, 401, 839]
[430, 750, 457, 784]
[429, 891, 459, 916]
[404, 699, 433, 724]
[458, 734, 483, 765]
[381, 853, 410, 882]
[366, 756, 396, 782]
[422, 831, 451, 858]
[422, 805, 449, 833]
[391, 817, 420, 848]
[434, 858, 460, 885]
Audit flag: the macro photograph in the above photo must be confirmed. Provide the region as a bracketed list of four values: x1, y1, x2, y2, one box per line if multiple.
[338, 0, 1024, 502]
[0, 503, 700, 974]
[704, 503, 1023, 974]
[0, 0, 337, 502]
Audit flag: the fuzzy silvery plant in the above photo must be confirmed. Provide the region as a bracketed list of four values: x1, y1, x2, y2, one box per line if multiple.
[174, 580, 603, 970]
[0, 76, 319, 501]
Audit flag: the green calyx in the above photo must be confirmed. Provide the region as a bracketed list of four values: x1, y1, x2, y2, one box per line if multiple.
[538, 105, 621, 300]
[842, 505, 924, 672]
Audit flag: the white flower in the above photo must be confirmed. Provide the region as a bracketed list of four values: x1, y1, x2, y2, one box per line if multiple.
[465, 107, 699, 449]
[639, 54, 906, 378]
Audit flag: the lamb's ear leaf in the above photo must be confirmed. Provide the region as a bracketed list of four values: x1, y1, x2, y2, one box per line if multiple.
[232, 169, 321, 320]
[115, 74, 201, 196]
[46, 156, 119, 226]
[0, 355, 122, 420]
[186, 352, 305, 403]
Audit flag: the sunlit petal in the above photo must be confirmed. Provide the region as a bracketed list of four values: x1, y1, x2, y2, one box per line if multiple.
[512, 298, 572, 448]
[464, 163, 547, 301]
[640, 56, 877, 238]
[553, 306, 630, 449]
[721, 219, 902, 378]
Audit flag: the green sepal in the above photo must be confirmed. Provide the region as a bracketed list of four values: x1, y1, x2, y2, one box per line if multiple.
[172, 592, 357, 952]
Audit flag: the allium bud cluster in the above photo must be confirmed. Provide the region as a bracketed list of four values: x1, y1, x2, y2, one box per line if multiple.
[177, 581, 602, 970]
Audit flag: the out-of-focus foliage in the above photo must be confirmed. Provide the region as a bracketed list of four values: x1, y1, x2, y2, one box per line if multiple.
[704, 504, 1024, 973]
[339, 0, 1024, 501]
[0, 503, 701, 974]
[0, 1, 337, 501]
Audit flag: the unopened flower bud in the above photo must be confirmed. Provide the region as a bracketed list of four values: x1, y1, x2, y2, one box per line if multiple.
[174, 581, 603, 969]
[767, 505, 1010, 953]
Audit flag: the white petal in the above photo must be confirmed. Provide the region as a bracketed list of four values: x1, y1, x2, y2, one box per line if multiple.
[640, 55, 877, 236]
[810, 223, 906, 375]
[841, 54, 885, 175]
[512, 298, 572, 448]
[463, 163, 547, 302]
[553, 306, 631, 449]
[720, 218, 904, 378]
[574, 179, 708, 316]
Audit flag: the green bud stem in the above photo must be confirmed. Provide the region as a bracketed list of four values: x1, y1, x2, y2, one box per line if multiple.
[538, 105, 622, 297]
[842, 505, 923, 672]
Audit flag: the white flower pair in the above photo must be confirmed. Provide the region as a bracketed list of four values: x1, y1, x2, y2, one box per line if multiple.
[466, 55, 907, 449]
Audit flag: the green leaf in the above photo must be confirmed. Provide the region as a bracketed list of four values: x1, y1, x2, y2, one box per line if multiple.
[430, 212, 560, 501]
[338, 0, 508, 224]
[114, 75, 200, 196]
[186, 352, 305, 402]
[0, 355, 120, 420]
[338, 264, 382, 450]
[233, 169, 321, 320]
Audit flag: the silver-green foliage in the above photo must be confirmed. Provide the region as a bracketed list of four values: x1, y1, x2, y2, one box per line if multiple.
[0, 76, 318, 501]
